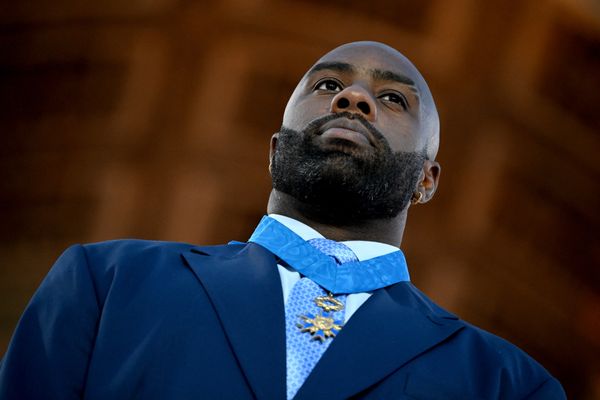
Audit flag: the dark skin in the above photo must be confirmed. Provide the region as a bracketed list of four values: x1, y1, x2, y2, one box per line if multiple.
[268, 41, 441, 247]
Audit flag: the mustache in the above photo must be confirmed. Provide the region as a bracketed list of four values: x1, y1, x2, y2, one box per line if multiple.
[302, 111, 390, 150]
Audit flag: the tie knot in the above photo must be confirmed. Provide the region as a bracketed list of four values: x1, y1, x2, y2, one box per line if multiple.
[307, 238, 358, 265]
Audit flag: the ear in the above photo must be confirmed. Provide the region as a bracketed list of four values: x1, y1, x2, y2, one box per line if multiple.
[416, 159, 441, 204]
[269, 133, 279, 159]
[268, 133, 279, 174]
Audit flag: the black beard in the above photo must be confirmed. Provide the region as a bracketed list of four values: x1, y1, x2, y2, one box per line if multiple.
[270, 112, 426, 225]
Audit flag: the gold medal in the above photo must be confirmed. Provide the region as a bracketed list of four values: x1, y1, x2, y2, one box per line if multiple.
[297, 292, 345, 341]
[298, 314, 343, 342]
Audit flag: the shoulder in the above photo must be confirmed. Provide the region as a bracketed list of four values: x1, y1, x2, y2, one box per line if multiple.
[400, 283, 565, 398]
[404, 283, 528, 353]
[405, 282, 543, 366]
[49, 240, 234, 305]
[52, 239, 197, 280]
[452, 320, 565, 398]
[80, 238, 196, 259]
[56, 238, 250, 278]
[78, 239, 246, 260]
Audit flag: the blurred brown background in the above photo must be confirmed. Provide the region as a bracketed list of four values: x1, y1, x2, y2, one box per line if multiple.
[1, 0, 599, 397]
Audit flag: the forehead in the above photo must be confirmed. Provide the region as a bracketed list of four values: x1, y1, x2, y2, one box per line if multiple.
[307, 43, 423, 85]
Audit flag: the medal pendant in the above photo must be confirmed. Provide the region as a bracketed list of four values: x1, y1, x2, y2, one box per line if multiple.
[298, 312, 344, 342]
[297, 293, 345, 341]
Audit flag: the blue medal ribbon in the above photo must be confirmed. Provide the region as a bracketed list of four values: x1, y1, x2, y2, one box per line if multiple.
[248, 215, 410, 294]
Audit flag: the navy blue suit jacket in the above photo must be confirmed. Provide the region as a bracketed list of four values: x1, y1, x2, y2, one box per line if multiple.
[0, 240, 565, 399]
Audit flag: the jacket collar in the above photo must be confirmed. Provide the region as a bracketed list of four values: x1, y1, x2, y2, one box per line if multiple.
[181, 243, 463, 400]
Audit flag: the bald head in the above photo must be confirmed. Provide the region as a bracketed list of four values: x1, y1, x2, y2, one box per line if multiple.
[284, 41, 440, 160]
[269, 41, 441, 239]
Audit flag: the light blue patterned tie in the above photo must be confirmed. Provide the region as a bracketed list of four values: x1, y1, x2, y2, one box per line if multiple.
[285, 239, 357, 400]
[306, 238, 358, 265]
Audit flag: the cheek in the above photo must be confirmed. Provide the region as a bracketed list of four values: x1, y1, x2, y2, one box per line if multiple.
[282, 96, 331, 130]
[282, 94, 300, 127]
[383, 118, 423, 152]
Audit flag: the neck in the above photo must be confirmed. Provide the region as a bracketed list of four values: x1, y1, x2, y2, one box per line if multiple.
[267, 189, 408, 246]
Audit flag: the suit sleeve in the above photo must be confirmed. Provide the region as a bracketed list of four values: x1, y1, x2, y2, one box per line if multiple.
[0, 245, 101, 400]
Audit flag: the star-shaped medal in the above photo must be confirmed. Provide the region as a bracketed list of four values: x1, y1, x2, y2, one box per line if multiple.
[298, 312, 344, 342]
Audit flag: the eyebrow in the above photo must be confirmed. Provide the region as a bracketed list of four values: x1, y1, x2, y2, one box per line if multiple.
[371, 69, 416, 87]
[309, 61, 355, 74]
[307, 61, 418, 89]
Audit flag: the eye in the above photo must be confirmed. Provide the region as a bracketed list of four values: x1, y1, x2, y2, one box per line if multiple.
[380, 92, 408, 110]
[315, 79, 343, 92]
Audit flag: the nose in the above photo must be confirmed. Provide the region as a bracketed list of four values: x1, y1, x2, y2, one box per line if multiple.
[330, 85, 377, 121]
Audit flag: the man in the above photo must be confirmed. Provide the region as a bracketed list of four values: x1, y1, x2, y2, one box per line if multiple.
[0, 41, 565, 399]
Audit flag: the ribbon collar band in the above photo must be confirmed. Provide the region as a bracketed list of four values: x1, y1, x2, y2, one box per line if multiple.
[248, 216, 410, 294]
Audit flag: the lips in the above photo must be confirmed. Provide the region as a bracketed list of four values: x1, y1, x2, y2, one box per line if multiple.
[319, 117, 374, 147]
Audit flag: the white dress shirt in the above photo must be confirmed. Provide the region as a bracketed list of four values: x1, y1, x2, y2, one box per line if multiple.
[269, 214, 401, 323]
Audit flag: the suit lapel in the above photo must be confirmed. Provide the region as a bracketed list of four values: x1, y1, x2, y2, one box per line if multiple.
[295, 282, 464, 400]
[181, 243, 286, 400]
